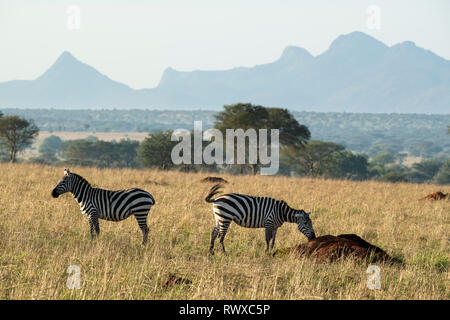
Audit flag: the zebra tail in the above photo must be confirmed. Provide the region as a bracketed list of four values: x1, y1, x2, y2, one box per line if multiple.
[205, 184, 223, 203]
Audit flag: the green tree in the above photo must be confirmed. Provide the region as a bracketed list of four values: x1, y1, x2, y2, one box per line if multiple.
[214, 103, 310, 174]
[281, 141, 344, 177]
[322, 151, 369, 180]
[0, 115, 39, 163]
[371, 152, 396, 166]
[63, 140, 103, 167]
[138, 131, 178, 169]
[380, 169, 409, 183]
[29, 153, 60, 166]
[434, 161, 450, 185]
[38, 135, 63, 156]
[113, 139, 140, 168]
[409, 159, 443, 183]
[214, 103, 269, 174]
[368, 144, 402, 157]
[266, 108, 310, 147]
[63, 139, 139, 168]
[214, 103, 269, 132]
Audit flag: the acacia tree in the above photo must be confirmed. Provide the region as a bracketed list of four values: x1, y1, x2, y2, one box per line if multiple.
[281, 141, 344, 177]
[0, 115, 39, 163]
[138, 131, 178, 170]
[214, 103, 268, 174]
[214, 103, 310, 175]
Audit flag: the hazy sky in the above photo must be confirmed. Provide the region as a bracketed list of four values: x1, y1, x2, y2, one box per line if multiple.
[0, 0, 449, 89]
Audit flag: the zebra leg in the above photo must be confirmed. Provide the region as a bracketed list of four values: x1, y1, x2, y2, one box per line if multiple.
[209, 224, 220, 255]
[265, 227, 273, 252]
[89, 213, 100, 239]
[134, 212, 149, 245]
[219, 232, 227, 255]
[271, 228, 278, 250]
[218, 222, 230, 255]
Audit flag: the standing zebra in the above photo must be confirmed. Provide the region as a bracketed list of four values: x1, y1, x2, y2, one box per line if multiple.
[205, 184, 316, 254]
[51, 169, 155, 244]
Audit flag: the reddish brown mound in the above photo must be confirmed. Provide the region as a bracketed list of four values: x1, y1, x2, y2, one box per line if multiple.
[162, 274, 192, 288]
[419, 191, 449, 201]
[273, 234, 391, 263]
[200, 176, 228, 184]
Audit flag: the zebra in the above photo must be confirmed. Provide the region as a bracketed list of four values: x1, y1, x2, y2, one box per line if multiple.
[51, 169, 155, 244]
[205, 184, 316, 255]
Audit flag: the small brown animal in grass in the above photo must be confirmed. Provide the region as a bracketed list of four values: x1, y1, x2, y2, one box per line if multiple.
[200, 177, 228, 184]
[161, 274, 192, 288]
[419, 191, 449, 201]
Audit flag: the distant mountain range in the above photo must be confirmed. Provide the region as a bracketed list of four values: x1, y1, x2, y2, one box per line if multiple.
[1, 31, 449, 113]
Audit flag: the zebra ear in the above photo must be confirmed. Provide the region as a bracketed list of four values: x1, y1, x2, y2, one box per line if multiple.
[300, 210, 311, 216]
[64, 168, 70, 176]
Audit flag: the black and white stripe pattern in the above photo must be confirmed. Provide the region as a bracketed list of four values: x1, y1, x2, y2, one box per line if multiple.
[205, 184, 315, 254]
[52, 169, 155, 244]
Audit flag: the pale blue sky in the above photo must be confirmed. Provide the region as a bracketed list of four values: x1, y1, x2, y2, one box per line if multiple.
[0, 0, 449, 89]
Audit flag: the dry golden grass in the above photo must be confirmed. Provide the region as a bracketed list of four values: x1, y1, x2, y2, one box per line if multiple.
[0, 163, 448, 300]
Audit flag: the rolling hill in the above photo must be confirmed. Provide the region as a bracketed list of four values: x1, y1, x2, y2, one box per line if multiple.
[1, 31, 449, 113]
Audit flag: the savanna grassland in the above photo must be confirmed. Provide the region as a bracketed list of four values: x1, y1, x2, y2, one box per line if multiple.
[0, 163, 448, 300]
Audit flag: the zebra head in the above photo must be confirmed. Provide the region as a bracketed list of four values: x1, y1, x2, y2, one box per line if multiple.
[294, 211, 316, 241]
[51, 169, 72, 198]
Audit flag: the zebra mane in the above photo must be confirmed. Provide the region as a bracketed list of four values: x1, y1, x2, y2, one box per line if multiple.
[278, 200, 305, 219]
[278, 199, 293, 210]
[70, 172, 92, 187]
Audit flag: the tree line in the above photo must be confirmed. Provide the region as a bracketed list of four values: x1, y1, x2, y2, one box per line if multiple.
[3, 108, 449, 160]
[0, 106, 449, 185]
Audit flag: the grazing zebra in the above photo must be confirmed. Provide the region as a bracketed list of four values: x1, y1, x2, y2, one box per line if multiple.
[51, 169, 155, 244]
[205, 184, 316, 254]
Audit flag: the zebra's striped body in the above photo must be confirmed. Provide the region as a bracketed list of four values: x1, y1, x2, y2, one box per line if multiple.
[205, 184, 315, 254]
[52, 169, 155, 244]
